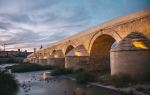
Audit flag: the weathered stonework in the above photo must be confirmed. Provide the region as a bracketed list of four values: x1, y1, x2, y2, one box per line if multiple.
[65, 45, 90, 70]
[65, 56, 90, 70]
[39, 59, 47, 65]
[111, 32, 150, 78]
[47, 58, 65, 68]
[47, 50, 65, 68]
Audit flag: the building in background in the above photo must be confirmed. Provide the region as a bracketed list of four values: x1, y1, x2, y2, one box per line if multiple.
[0, 49, 32, 64]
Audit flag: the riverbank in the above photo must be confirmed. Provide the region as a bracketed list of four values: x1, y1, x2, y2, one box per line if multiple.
[89, 82, 150, 95]
[65, 75, 150, 95]
[66, 73, 150, 95]
[2, 63, 149, 95]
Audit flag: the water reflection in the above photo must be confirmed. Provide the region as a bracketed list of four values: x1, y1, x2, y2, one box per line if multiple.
[42, 72, 50, 79]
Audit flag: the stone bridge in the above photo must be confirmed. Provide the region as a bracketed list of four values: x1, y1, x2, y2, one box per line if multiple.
[27, 8, 150, 79]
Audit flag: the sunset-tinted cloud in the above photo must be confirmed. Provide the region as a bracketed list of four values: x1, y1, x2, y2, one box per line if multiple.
[0, 0, 149, 51]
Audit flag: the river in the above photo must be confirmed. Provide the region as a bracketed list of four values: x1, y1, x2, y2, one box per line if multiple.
[15, 71, 127, 95]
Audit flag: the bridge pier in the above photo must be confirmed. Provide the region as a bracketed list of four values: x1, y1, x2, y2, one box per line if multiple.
[65, 45, 90, 70]
[35, 58, 39, 64]
[47, 58, 65, 68]
[32, 58, 39, 64]
[111, 32, 150, 79]
[47, 50, 65, 68]
[39, 57, 47, 65]
[29, 58, 37, 64]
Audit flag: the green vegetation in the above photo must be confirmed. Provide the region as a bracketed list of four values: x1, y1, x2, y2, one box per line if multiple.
[0, 70, 18, 95]
[143, 71, 150, 82]
[74, 70, 95, 84]
[5, 63, 54, 73]
[99, 74, 136, 87]
[51, 68, 95, 83]
[110, 74, 135, 87]
[51, 68, 73, 76]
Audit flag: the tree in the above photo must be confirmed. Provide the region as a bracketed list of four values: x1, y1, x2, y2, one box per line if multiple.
[0, 70, 18, 95]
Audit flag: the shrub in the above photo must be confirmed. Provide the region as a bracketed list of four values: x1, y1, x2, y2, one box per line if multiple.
[110, 74, 135, 87]
[0, 70, 18, 95]
[75, 71, 95, 84]
[143, 71, 150, 82]
[51, 68, 73, 76]
[74, 68, 84, 73]
[5, 63, 54, 73]
[98, 74, 112, 84]
[98, 74, 138, 87]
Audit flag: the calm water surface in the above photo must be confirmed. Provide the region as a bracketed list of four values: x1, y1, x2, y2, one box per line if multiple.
[15, 71, 127, 95]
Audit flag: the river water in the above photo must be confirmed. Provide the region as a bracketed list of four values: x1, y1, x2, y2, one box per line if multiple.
[14, 71, 127, 95]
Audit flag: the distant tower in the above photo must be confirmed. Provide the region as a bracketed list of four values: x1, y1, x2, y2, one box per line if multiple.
[18, 48, 20, 52]
[25, 50, 27, 53]
[34, 48, 36, 53]
[17, 48, 21, 57]
[24, 50, 27, 57]
[40, 45, 43, 49]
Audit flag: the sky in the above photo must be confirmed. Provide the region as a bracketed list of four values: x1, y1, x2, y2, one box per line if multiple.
[0, 0, 150, 52]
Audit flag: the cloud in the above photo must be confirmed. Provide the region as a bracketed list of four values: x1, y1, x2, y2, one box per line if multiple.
[0, 0, 149, 51]
[0, 22, 14, 30]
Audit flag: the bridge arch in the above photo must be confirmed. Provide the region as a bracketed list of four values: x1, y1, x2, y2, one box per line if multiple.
[65, 45, 74, 55]
[50, 50, 64, 58]
[88, 30, 122, 53]
[89, 33, 116, 71]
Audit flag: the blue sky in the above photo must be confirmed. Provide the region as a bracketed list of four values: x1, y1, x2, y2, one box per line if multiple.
[0, 0, 149, 51]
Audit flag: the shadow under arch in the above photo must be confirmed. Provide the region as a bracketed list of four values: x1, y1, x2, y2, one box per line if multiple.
[50, 49, 64, 58]
[65, 45, 74, 55]
[90, 34, 116, 72]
